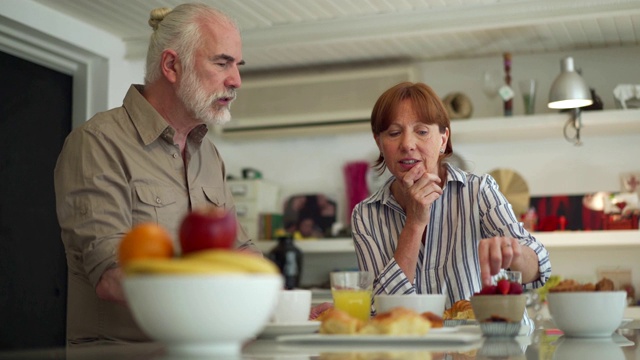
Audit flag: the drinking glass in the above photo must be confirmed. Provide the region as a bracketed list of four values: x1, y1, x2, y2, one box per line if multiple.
[519, 79, 537, 115]
[504, 270, 522, 284]
[493, 270, 522, 285]
[330, 271, 374, 321]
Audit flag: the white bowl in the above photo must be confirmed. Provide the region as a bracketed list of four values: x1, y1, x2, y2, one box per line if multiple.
[547, 291, 626, 338]
[123, 274, 283, 355]
[374, 294, 446, 316]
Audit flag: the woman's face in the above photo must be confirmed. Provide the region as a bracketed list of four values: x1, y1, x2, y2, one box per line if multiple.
[374, 99, 449, 178]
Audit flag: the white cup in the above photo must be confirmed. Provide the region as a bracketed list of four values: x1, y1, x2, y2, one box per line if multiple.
[270, 289, 312, 324]
[374, 294, 446, 316]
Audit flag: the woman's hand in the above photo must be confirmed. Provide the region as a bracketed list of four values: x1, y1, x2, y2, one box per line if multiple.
[397, 163, 443, 226]
[309, 302, 333, 320]
[478, 237, 539, 287]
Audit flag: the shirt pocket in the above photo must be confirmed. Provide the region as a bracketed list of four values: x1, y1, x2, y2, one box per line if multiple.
[133, 185, 178, 226]
[201, 186, 229, 210]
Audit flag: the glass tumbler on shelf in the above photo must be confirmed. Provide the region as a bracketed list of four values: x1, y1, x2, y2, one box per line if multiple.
[330, 271, 374, 322]
[519, 79, 537, 115]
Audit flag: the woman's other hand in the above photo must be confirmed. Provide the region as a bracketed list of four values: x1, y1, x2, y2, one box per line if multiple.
[478, 236, 539, 287]
[309, 302, 333, 320]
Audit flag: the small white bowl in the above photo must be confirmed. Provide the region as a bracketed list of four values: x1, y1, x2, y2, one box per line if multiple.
[547, 291, 626, 338]
[374, 294, 446, 316]
[123, 274, 283, 355]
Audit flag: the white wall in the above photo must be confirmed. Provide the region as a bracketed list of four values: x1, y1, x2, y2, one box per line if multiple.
[210, 46, 640, 223]
[6, 1, 638, 215]
[104, 47, 640, 225]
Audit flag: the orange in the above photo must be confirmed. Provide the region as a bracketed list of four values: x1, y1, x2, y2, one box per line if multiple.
[118, 223, 174, 266]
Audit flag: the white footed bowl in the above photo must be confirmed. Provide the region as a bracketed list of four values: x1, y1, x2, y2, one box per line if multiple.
[374, 294, 446, 316]
[547, 291, 626, 338]
[123, 274, 283, 355]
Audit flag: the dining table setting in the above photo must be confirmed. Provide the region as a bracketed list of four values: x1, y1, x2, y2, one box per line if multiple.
[2, 270, 640, 360]
[0, 320, 638, 360]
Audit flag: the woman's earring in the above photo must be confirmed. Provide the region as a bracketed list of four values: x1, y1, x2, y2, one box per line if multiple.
[439, 149, 445, 154]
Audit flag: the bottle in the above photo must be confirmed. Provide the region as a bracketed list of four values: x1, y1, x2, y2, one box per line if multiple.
[268, 233, 303, 290]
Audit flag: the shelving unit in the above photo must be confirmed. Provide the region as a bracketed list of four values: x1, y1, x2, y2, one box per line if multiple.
[256, 230, 640, 254]
[450, 108, 640, 143]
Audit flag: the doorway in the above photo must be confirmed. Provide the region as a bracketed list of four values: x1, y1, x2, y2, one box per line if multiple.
[0, 50, 72, 349]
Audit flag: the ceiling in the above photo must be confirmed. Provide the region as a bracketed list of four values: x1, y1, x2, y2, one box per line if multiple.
[33, 0, 640, 73]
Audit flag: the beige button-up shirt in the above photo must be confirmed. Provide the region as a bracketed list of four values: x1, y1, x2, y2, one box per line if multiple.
[54, 85, 256, 345]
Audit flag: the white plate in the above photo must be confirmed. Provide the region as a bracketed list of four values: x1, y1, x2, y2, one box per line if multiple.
[276, 329, 482, 345]
[259, 321, 320, 338]
[430, 327, 457, 333]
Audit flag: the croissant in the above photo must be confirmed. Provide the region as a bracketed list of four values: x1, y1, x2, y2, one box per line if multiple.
[443, 300, 475, 320]
[319, 308, 364, 334]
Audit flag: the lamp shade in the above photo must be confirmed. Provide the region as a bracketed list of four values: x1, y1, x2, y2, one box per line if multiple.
[548, 57, 593, 109]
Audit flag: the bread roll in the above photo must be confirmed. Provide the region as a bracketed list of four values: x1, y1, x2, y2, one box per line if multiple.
[421, 311, 444, 328]
[359, 307, 431, 335]
[319, 308, 364, 334]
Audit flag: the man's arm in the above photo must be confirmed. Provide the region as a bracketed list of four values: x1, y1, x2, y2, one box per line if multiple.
[96, 267, 127, 304]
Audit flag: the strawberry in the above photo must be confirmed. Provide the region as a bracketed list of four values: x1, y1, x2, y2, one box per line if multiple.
[509, 282, 524, 295]
[479, 285, 498, 295]
[497, 279, 510, 295]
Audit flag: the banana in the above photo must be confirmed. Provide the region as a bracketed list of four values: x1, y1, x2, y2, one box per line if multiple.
[124, 258, 244, 275]
[185, 249, 280, 274]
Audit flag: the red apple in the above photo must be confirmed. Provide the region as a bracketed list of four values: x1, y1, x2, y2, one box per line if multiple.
[179, 207, 237, 254]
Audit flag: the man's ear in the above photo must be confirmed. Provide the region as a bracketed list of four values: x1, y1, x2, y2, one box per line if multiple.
[161, 49, 180, 84]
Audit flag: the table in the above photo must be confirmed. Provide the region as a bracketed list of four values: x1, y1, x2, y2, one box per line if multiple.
[1, 323, 639, 359]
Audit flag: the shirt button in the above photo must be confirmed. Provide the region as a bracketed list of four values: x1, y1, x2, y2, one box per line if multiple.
[156, 197, 162, 204]
[173, 153, 178, 159]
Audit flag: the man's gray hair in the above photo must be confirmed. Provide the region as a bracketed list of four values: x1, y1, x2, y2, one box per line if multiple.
[144, 3, 238, 84]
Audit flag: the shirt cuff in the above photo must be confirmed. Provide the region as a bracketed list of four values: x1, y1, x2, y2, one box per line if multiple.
[377, 259, 416, 295]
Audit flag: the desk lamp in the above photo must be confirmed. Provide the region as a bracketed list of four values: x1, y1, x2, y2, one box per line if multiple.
[548, 57, 593, 145]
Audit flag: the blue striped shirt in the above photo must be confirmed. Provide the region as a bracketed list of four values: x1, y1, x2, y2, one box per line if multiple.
[351, 163, 551, 312]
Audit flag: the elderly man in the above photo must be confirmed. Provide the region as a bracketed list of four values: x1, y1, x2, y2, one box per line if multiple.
[54, 3, 256, 345]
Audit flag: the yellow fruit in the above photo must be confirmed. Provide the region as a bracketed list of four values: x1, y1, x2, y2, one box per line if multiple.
[185, 249, 280, 274]
[123, 258, 242, 275]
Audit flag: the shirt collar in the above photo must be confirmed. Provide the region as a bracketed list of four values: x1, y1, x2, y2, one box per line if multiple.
[124, 84, 209, 146]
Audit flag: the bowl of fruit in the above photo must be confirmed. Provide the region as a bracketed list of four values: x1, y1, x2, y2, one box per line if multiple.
[546, 278, 626, 338]
[120, 207, 283, 356]
[470, 276, 526, 337]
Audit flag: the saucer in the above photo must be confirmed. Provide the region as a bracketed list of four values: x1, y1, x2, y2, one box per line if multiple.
[259, 321, 321, 338]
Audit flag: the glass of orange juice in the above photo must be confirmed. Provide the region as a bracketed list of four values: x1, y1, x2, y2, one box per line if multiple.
[330, 271, 374, 321]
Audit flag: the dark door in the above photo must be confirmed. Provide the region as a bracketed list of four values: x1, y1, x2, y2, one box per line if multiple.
[0, 51, 72, 349]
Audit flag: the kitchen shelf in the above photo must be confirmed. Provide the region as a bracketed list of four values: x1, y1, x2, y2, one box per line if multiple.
[450, 108, 640, 143]
[256, 229, 640, 254]
[256, 239, 355, 254]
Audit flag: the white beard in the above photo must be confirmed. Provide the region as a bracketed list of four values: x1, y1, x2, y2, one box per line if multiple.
[177, 66, 235, 126]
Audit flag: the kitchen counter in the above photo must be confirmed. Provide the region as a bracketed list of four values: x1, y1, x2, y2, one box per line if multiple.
[1, 323, 638, 359]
